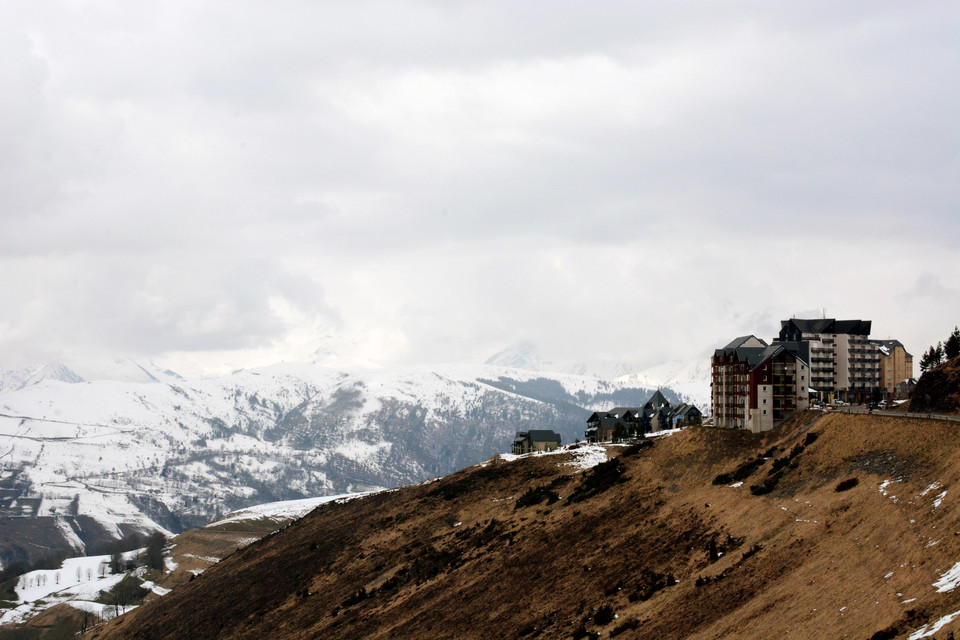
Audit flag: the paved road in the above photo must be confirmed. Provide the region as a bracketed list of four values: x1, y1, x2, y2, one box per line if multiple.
[834, 405, 960, 423]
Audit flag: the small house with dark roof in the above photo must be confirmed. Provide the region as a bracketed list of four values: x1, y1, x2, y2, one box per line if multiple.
[512, 430, 562, 455]
[670, 403, 703, 428]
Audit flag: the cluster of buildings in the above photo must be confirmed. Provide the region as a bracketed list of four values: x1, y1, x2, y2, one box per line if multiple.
[511, 391, 704, 453]
[512, 316, 913, 451]
[711, 317, 914, 433]
[584, 391, 702, 443]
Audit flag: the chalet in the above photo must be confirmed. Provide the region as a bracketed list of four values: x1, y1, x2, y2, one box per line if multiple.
[586, 391, 701, 442]
[585, 407, 644, 443]
[512, 430, 562, 455]
[670, 403, 703, 428]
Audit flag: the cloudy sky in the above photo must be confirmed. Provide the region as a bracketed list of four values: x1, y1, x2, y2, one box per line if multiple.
[2, 1, 958, 378]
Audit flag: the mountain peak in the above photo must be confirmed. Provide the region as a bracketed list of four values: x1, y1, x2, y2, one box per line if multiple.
[483, 341, 548, 371]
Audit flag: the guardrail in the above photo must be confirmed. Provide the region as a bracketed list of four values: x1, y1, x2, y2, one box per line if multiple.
[834, 406, 960, 423]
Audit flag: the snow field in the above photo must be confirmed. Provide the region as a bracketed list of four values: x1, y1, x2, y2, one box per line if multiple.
[0, 550, 145, 626]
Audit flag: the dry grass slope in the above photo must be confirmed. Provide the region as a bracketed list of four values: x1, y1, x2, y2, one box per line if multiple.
[86, 411, 960, 640]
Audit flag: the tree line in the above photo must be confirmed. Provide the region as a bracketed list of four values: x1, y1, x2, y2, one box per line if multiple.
[920, 326, 960, 372]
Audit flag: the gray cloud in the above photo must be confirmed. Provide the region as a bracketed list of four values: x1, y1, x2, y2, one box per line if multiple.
[1, 1, 958, 375]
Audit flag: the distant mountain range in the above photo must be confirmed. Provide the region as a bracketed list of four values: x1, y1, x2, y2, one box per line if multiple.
[0, 358, 705, 568]
[0, 358, 181, 393]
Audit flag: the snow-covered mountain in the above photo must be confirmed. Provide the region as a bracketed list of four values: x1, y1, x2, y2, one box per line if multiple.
[483, 342, 711, 409]
[0, 358, 181, 394]
[0, 362, 670, 567]
[0, 363, 86, 393]
[616, 355, 712, 412]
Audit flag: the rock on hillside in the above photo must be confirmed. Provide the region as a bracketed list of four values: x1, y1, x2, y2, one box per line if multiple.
[910, 355, 960, 414]
[87, 411, 960, 640]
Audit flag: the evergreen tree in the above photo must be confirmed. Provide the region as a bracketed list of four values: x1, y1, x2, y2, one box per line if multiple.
[145, 532, 166, 571]
[945, 326, 960, 361]
[612, 422, 627, 444]
[109, 549, 123, 574]
[935, 341, 945, 367]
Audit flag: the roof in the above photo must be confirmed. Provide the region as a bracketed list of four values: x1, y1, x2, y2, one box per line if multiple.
[714, 341, 809, 370]
[724, 335, 768, 349]
[523, 430, 562, 443]
[672, 404, 701, 417]
[872, 339, 911, 357]
[644, 390, 671, 409]
[780, 318, 872, 337]
[585, 411, 609, 423]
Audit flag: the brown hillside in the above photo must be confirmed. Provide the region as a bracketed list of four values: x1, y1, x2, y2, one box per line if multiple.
[87, 412, 960, 640]
[911, 355, 960, 414]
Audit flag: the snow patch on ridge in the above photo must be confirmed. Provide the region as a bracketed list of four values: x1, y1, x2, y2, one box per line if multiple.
[933, 562, 960, 593]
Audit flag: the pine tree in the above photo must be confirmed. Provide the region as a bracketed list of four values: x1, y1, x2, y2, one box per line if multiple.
[920, 348, 932, 373]
[945, 326, 960, 361]
[935, 341, 945, 367]
[146, 532, 166, 571]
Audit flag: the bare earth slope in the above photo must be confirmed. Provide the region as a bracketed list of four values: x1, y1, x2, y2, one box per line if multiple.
[87, 412, 960, 639]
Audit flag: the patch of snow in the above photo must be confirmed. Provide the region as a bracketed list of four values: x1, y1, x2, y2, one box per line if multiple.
[566, 445, 609, 471]
[933, 562, 960, 593]
[183, 554, 220, 563]
[879, 478, 903, 502]
[907, 609, 960, 639]
[730, 482, 744, 488]
[498, 443, 609, 471]
[934, 491, 947, 508]
[921, 482, 942, 497]
[212, 492, 379, 527]
[647, 427, 684, 439]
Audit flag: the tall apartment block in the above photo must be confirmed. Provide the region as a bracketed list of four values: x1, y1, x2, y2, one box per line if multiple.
[711, 336, 811, 433]
[776, 318, 879, 403]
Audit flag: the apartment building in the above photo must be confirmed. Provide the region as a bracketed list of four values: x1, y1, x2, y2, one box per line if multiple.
[776, 318, 879, 403]
[873, 339, 914, 399]
[711, 336, 811, 433]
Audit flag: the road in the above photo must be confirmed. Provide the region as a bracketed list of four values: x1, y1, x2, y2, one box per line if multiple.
[833, 405, 960, 423]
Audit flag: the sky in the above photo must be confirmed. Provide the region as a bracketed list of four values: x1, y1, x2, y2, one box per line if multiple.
[1, 1, 958, 379]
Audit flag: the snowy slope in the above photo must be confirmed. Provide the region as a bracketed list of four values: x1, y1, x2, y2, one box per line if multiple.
[617, 356, 712, 413]
[0, 362, 668, 562]
[0, 550, 143, 626]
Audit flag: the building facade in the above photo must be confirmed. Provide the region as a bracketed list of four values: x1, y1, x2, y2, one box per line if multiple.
[776, 318, 879, 403]
[512, 430, 562, 454]
[711, 336, 811, 433]
[873, 339, 914, 400]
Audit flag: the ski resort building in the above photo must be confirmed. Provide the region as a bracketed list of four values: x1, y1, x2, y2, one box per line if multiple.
[585, 391, 702, 442]
[775, 318, 879, 403]
[711, 336, 811, 433]
[512, 430, 562, 454]
[873, 339, 913, 400]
